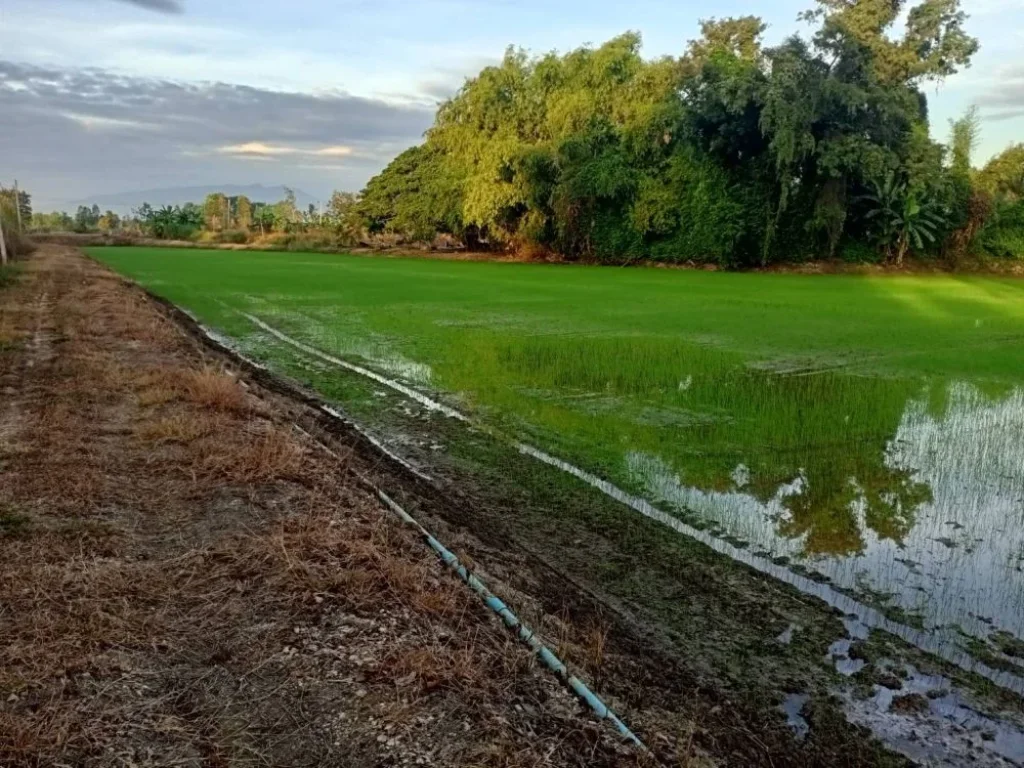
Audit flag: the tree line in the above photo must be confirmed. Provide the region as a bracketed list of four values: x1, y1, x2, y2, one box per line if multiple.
[30, 188, 364, 251]
[24, 0, 1024, 267]
[355, 0, 1024, 266]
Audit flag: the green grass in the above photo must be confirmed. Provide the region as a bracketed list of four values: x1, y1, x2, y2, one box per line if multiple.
[0, 263, 21, 289]
[87, 246, 1024, 636]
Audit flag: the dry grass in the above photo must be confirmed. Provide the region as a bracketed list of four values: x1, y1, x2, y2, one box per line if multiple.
[134, 365, 253, 414]
[137, 384, 179, 407]
[193, 425, 305, 483]
[181, 367, 251, 413]
[138, 413, 218, 444]
[384, 645, 493, 697]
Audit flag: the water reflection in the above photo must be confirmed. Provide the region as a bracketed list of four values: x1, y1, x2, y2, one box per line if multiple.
[628, 381, 1024, 643]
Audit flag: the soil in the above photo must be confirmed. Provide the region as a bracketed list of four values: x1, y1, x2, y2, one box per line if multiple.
[0, 245, 650, 767]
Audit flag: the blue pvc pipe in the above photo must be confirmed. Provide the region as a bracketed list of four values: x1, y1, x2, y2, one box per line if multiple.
[377, 490, 645, 749]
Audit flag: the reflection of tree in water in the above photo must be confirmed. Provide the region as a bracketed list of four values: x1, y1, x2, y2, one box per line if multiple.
[736, 376, 938, 557]
[448, 333, 945, 556]
[772, 465, 932, 556]
[861, 469, 933, 545]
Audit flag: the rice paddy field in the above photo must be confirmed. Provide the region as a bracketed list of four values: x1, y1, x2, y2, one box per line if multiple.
[90, 246, 1024, 682]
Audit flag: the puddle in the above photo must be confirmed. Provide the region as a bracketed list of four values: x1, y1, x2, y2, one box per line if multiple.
[250, 305, 435, 386]
[780, 693, 810, 740]
[776, 624, 797, 645]
[519, 442, 1024, 696]
[243, 312, 467, 422]
[841, 663, 1024, 766]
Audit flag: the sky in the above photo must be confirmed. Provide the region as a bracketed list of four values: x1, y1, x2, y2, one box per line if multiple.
[3, 0, 1024, 211]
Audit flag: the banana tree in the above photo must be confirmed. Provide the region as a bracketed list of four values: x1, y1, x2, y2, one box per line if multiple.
[862, 173, 946, 266]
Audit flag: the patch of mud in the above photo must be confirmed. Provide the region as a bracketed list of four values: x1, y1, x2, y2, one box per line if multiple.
[823, 617, 1024, 766]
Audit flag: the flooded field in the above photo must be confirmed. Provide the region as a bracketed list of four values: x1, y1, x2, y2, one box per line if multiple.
[91, 246, 1024, 762]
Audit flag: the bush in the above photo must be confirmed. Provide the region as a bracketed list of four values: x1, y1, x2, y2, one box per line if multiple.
[839, 240, 883, 264]
[254, 230, 344, 252]
[636, 148, 746, 266]
[979, 200, 1024, 259]
[1, 222, 34, 260]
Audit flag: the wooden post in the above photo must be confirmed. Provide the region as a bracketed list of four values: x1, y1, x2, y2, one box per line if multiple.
[0, 212, 8, 266]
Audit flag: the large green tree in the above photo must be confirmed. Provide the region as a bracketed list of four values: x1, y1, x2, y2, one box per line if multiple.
[359, 0, 982, 265]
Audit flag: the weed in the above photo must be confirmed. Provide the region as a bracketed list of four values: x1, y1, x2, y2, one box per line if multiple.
[182, 368, 250, 413]
[0, 505, 30, 537]
[138, 413, 218, 444]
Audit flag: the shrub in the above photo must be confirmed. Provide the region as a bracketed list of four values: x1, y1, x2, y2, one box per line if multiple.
[839, 240, 883, 264]
[979, 200, 1024, 259]
[221, 229, 249, 244]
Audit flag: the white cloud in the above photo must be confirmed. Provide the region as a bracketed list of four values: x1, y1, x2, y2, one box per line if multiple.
[218, 142, 355, 160]
[62, 112, 161, 131]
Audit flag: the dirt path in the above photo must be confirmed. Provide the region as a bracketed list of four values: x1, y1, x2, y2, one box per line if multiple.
[0, 246, 647, 767]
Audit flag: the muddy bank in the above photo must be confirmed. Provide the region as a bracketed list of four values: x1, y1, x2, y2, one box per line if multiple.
[0, 245, 645, 767]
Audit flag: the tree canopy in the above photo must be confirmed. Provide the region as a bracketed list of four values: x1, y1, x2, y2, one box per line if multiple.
[357, 0, 1009, 266]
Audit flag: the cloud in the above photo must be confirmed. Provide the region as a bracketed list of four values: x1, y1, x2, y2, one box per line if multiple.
[976, 66, 1024, 118]
[984, 109, 1024, 123]
[111, 0, 184, 13]
[61, 112, 162, 131]
[218, 142, 355, 159]
[0, 60, 434, 207]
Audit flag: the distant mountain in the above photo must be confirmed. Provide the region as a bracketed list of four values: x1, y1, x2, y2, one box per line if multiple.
[66, 185, 319, 216]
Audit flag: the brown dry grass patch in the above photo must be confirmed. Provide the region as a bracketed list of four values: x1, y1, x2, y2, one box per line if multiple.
[240, 502, 470, 616]
[134, 365, 252, 413]
[138, 413, 218, 444]
[193, 426, 305, 483]
[182, 368, 250, 413]
[137, 385, 180, 407]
